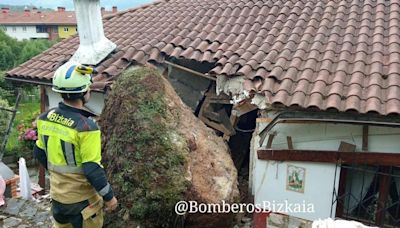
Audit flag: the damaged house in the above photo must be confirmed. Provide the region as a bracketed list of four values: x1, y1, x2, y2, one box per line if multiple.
[6, 0, 400, 227]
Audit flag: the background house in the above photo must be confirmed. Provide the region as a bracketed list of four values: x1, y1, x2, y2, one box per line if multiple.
[6, 0, 400, 227]
[0, 6, 116, 40]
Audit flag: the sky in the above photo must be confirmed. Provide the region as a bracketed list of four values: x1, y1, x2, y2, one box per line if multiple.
[1, 0, 155, 11]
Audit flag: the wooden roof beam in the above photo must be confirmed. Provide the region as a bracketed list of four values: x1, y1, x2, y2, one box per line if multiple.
[257, 149, 400, 166]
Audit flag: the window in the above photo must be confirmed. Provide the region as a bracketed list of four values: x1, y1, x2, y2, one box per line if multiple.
[36, 25, 47, 33]
[52, 26, 58, 34]
[22, 26, 26, 32]
[12, 26, 16, 32]
[64, 27, 68, 32]
[334, 165, 400, 227]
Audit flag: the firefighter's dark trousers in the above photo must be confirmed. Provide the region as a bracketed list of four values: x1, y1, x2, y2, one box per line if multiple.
[52, 194, 103, 228]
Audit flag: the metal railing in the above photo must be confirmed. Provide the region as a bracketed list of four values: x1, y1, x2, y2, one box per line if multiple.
[0, 92, 21, 160]
[333, 164, 400, 227]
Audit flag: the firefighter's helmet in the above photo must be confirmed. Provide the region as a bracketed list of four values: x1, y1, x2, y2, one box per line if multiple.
[52, 63, 93, 94]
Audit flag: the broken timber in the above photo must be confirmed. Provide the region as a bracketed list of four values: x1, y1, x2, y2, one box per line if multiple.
[198, 84, 235, 136]
[286, 136, 293, 150]
[257, 149, 400, 166]
[165, 61, 216, 81]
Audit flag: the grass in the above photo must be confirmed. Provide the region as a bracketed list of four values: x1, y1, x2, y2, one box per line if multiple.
[5, 100, 40, 156]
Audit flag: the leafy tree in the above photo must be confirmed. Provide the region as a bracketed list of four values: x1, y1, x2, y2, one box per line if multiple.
[0, 71, 13, 100]
[0, 31, 20, 69]
[18, 39, 53, 64]
[0, 29, 56, 100]
[0, 41, 16, 71]
[0, 29, 55, 71]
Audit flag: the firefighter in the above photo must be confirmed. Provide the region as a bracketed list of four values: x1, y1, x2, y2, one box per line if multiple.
[33, 63, 118, 227]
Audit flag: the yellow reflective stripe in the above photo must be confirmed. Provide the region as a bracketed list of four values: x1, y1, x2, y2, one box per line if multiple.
[78, 130, 102, 166]
[48, 163, 83, 174]
[37, 120, 82, 166]
[47, 136, 67, 165]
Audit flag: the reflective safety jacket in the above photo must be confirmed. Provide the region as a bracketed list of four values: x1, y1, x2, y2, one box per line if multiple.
[34, 102, 113, 204]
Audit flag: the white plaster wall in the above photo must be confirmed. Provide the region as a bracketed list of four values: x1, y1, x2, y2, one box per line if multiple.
[46, 87, 62, 109]
[45, 87, 105, 115]
[85, 92, 105, 115]
[3, 25, 48, 40]
[269, 123, 400, 152]
[249, 129, 258, 197]
[254, 159, 339, 221]
[253, 121, 400, 221]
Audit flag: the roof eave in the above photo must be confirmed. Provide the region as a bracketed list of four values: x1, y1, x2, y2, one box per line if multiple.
[5, 75, 106, 93]
[5, 76, 52, 87]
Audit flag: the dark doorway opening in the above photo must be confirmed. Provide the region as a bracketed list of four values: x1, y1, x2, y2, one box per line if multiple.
[228, 109, 258, 203]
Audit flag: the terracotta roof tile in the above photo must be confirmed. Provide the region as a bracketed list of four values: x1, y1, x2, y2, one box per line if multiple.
[7, 0, 400, 115]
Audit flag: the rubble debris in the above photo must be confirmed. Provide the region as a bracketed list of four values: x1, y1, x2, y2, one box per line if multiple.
[0, 196, 52, 228]
[3, 217, 22, 227]
[233, 216, 252, 228]
[100, 67, 239, 227]
[2, 198, 25, 215]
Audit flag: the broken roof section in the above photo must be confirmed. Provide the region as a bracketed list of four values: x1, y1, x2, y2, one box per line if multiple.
[6, 0, 400, 115]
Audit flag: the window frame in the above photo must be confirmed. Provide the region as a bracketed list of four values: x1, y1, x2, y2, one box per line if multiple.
[36, 25, 47, 33]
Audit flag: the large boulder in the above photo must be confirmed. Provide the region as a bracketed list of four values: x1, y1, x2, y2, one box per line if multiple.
[100, 67, 239, 227]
